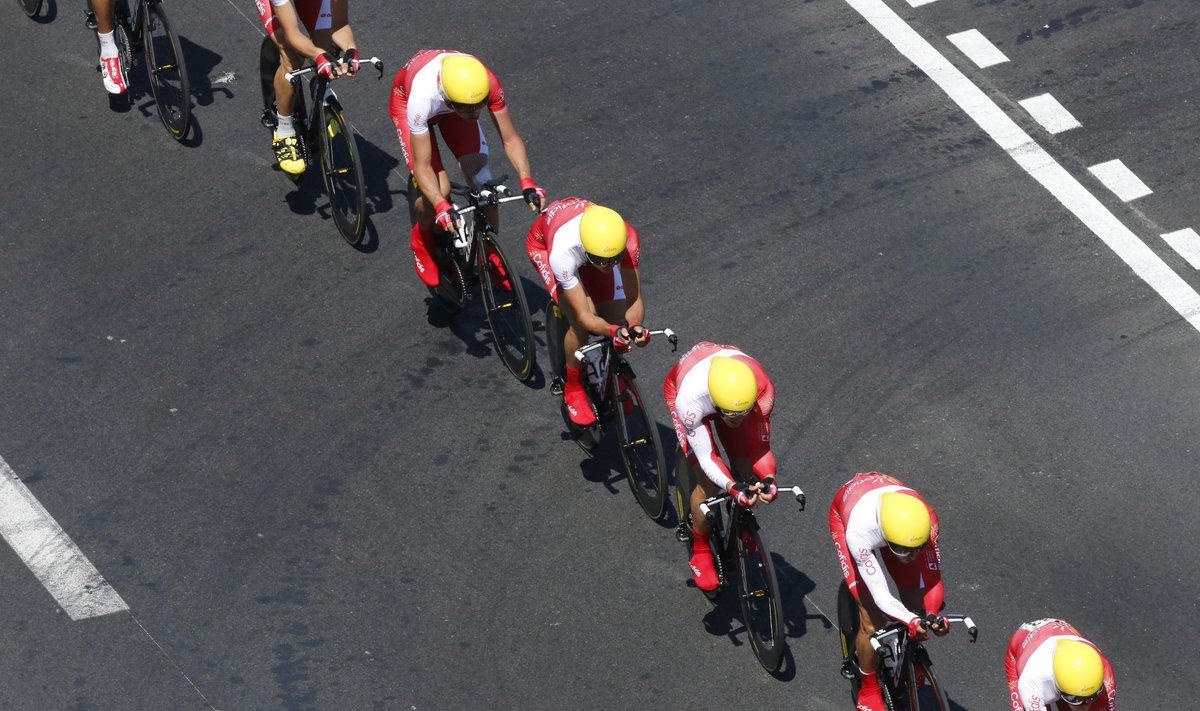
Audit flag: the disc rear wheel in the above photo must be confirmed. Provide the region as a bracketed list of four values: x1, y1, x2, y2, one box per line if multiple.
[143, 1, 191, 140]
[478, 232, 535, 380]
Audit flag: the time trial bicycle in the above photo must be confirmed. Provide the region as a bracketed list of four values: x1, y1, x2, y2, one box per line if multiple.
[837, 584, 977, 711]
[85, 0, 191, 140]
[545, 317, 677, 519]
[259, 38, 381, 246]
[674, 456, 805, 672]
[423, 181, 537, 382]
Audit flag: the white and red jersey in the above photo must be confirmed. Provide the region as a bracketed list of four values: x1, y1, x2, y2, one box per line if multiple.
[663, 342, 774, 489]
[1005, 619, 1116, 711]
[525, 198, 640, 298]
[256, 0, 330, 36]
[829, 473, 943, 624]
[394, 50, 506, 137]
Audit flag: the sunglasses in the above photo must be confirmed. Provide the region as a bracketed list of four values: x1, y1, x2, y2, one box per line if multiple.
[449, 100, 486, 114]
[586, 252, 624, 269]
[1061, 692, 1099, 706]
[887, 541, 925, 559]
[716, 406, 751, 418]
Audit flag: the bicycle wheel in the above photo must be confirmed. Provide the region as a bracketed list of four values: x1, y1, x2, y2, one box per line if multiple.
[544, 301, 567, 388]
[142, 1, 191, 140]
[906, 653, 950, 711]
[319, 101, 367, 244]
[19, 0, 44, 18]
[733, 521, 785, 672]
[613, 370, 667, 519]
[673, 446, 693, 540]
[477, 232, 535, 380]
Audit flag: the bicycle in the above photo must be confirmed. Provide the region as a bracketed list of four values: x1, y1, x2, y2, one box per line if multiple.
[673, 457, 805, 672]
[836, 584, 978, 710]
[259, 38, 382, 246]
[85, 0, 191, 140]
[545, 316, 677, 519]
[19, 0, 43, 18]
[421, 181, 538, 382]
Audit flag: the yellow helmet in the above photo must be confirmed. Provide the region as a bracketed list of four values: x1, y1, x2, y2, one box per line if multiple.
[879, 492, 931, 549]
[579, 205, 627, 262]
[441, 55, 489, 106]
[1053, 639, 1104, 700]
[708, 357, 757, 414]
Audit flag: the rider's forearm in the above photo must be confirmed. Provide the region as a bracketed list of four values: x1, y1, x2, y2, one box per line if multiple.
[413, 163, 443, 207]
[331, 25, 356, 52]
[502, 134, 533, 181]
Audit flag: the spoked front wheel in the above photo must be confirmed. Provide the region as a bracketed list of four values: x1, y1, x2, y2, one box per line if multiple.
[733, 522, 785, 672]
[142, 1, 191, 140]
[905, 652, 950, 711]
[319, 101, 367, 244]
[19, 0, 44, 18]
[477, 232, 535, 381]
[613, 370, 667, 519]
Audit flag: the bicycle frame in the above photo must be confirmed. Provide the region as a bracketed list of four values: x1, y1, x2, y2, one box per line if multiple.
[573, 328, 678, 419]
[450, 185, 526, 272]
[697, 484, 805, 585]
[869, 615, 977, 700]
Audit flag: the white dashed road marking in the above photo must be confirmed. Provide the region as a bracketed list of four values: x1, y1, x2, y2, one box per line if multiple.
[906, 0, 940, 6]
[842, 0, 1200, 332]
[1088, 159, 1153, 202]
[0, 455, 128, 620]
[945, 29, 1010, 68]
[1162, 229, 1200, 270]
[1019, 93, 1083, 134]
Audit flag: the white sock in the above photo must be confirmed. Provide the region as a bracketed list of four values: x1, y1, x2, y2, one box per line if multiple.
[275, 112, 295, 138]
[97, 31, 118, 59]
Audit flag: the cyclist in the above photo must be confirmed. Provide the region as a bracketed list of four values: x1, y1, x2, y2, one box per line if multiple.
[257, 0, 361, 175]
[390, 49, 544, 289]
[829, 472, 949, 711]
[663, 342, 777, 591]
[1005, 618, 1115, 710]
[88, 0, 127, 94]
[526, 198, 647, 426]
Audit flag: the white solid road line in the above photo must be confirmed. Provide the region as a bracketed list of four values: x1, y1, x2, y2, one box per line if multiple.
[0, 455, 128, 620]
[1019, 93, 1083, 135]
[1088, 159, 1154, 202]
[842, 0, 1200, 332]
[1162, 229, 1200, 270]
[945, 29, 1010, 68]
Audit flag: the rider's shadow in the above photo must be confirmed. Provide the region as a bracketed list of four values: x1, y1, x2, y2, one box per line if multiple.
[357, 136, 402, 222]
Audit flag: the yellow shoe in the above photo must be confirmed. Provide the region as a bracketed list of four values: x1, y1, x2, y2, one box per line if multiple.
[272, 132, 305, 175]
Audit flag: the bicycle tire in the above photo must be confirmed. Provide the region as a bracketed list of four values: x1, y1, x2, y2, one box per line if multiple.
[19, 0, 44, 18]
[907, 654, 950, 711]
[673, 446, 693, 539]
[733, 521, 785, 672]
[142, 1, 191, 140]
[613, 370, 667, 519]
[477, 232, 535, 380]
[319, 101, 367, 244]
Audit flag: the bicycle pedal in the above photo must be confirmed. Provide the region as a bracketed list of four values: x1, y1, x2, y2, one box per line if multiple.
[839, 659, 858, 680]
[84, 11, 97, 29]
[674, 522, 690, 543]
[550, 377, 564, 397]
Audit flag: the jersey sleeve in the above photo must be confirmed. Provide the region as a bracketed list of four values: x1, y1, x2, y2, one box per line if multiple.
[486, 68, 507, 112]
[621, 224, 641, 269]
[687, 421, 735, 489]
[850, 531, 918, 624]
[920, 506, 945, 615]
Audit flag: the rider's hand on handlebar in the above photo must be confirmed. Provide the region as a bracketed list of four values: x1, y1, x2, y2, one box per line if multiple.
[924, 614, 950, 637]
[316, 51, 339, 79]
[731, 481, 760, 508]
[757, 476, 778, 504]
[342, 48, 359, 76]
[520, 177, 545, 213]
[905, 616, 928, 640]
[629, 322, 651, 347]
[609, 324, 632, 353]
[434, 200, 461, 233]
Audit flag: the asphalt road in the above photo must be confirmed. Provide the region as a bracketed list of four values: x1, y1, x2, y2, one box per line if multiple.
[2, 0, 1197, 708]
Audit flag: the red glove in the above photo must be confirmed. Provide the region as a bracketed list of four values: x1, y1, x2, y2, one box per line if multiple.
[316, 52, 338, 79]
[758, 478, 778, 502]
[434, 200, 459, 233]
[520, 177, 545, 211]
[906, 617, 926, 638]
[731, 483, 758, 508]
[609, 324, 631, 353]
